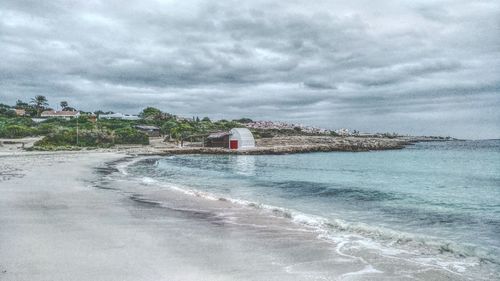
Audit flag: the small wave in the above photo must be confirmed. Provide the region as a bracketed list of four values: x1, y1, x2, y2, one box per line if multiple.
[165, 184, 220, 201]
[137, 174, 498, 266]
[141, 177, 158, 185]
[341, 264, 383, 278]
[116, 165, 129, 175]
[115, 156, 155, 176]
[147, 180, 496, 264]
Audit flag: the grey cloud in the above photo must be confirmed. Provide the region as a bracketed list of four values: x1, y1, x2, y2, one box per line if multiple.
[353, 59, 463, 87]
[0, 0, 499, 138]
[303, 81, 337, 90]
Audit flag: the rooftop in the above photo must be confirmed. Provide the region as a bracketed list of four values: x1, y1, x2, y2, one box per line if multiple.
[207, 132, 230, 139]
[41, 110, 79, 116]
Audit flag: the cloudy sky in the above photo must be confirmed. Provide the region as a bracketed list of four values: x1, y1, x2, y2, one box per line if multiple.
[1, 0, 499, 138]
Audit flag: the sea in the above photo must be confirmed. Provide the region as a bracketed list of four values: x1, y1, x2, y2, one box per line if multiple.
[103, 140, 500, 280]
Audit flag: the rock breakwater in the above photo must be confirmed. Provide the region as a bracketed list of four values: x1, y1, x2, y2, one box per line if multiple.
[157, 136, 410, 155]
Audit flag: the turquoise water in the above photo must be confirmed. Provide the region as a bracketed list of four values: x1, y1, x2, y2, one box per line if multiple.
[127, 140, 500, 268]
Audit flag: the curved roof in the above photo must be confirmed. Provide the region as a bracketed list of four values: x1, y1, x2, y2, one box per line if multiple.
[230, 128, 255, 148]
[230, 127, 252, 136]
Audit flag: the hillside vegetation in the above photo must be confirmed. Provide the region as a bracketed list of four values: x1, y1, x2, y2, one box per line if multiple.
[1, 98, 335, 150]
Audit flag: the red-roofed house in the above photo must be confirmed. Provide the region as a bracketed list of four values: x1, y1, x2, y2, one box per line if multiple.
[40, 110, 80, 120]
[15, 109, 27, 116]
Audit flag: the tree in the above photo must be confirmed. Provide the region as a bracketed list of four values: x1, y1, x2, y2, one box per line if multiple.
[58, 100, 76, 111]
[234, 118, 253, 123]
[30, 95, 49, 117]
[60, 105, 76, 112]
[0, 103, 16, 117]
[15, 100, 29, 109]
[160, 120, 178, 138]
[139, 107, 162, 120]
[95, 110, 114, 116]
[170, 123, 194, 147]
[201, 117, 211, 122]
[60, 101, 68, 110]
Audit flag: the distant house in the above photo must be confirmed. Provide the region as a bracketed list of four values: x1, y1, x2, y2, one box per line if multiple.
[134, 125, 160, 137]
[205, 132, 231, 148]
[88, 114, 97, 123]
[15, 109, 27, 116]
[98, 113, 140, 120]
[245, 121, 331, 135]
[40, 110, 80, 120]
[334, 128, 350, 136]
[204, 128, 255, 150]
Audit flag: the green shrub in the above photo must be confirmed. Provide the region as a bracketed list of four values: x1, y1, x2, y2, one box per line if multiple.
[34, 129, 114, 147]
[114, 128, 149, 145]
[34, 127, 148, 148]
[0, 110, 16, 118]
[35, 123, 59, 135]
[0, 116, 35, 127]
[97, 119, 138, 130]
[78, 130, 114, 146]
[34, 129, 75, 147]
[0, 125, 35, 138]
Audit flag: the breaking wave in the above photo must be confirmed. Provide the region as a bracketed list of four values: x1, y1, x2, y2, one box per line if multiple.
[126, 170, 498, 268]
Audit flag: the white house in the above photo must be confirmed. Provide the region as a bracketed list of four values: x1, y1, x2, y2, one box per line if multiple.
[335, 128, 350, 136]
[229, 128, 255, 150]
[98, 113, 140, 120]
[40, 110, 80, 120]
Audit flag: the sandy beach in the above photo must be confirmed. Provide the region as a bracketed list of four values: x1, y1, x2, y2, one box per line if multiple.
[1, 149, 493, 281]
[0, 151, 366, 281]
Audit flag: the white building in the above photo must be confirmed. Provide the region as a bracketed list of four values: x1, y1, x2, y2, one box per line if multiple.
[229, 128, 255, 150]
[40, 110, 80, 120]
[98, 113, 140, 120]
[335, 128, 350, 136]
[245, 120, 332, 134]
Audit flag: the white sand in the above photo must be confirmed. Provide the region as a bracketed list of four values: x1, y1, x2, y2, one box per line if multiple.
[0, 152, 211, 281]
[1, 152, 338, 281]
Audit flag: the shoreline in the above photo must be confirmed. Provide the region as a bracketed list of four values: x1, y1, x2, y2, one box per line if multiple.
[1, 135, 419, 156]
[0, 150, 495, 280]
[137, 136, 453, 155]
[153, 137, 411, 155]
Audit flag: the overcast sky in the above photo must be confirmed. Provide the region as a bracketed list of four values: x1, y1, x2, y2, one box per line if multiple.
[1, 0, 499, 139]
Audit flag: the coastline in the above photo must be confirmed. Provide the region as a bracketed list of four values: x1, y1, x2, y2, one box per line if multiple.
[2, 135, 415, 155]
[157, 136, 411, 155]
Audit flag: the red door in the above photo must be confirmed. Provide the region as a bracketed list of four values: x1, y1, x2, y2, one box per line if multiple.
[230, 140, 238, 149]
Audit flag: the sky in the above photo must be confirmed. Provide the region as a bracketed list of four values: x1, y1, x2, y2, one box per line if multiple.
[0, 0, 499, 139]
